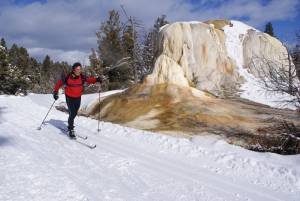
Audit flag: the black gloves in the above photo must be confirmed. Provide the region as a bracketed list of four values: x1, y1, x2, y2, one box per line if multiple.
[53, 92, 59, 100]
[96, 76, 103, 83]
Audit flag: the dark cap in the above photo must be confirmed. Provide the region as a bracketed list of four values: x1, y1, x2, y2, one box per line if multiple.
[72, 62, 82, 70]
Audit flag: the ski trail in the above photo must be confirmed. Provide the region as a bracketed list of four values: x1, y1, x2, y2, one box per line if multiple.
[1, 95, 300, 201]
[78, 125, 295, 201]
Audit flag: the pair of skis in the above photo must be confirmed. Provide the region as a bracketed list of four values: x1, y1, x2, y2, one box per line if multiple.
[59, 127, 96, 149]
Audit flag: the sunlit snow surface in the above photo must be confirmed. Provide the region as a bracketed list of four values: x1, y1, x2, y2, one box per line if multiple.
[0, 93, 299, 201]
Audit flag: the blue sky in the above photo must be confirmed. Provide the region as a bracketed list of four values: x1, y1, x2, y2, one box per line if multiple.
[188, 0, 300, 42]
[0, 0, 299, 64]
[12, 0, 47, 5]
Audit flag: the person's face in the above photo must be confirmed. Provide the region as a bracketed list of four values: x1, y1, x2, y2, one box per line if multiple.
[73, 66, 81, 76]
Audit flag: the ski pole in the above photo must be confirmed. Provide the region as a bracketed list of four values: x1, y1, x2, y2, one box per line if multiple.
[97, 85, 101, 132]
[37, 100, 56, 130]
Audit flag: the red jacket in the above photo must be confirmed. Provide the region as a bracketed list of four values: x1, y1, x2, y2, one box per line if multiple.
[54, 73, 97, 98]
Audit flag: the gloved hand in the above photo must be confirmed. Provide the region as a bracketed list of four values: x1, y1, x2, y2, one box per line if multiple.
[53, 92, 59, 100]
[96, 77, 102, 83]
[96, 75, 106, 83]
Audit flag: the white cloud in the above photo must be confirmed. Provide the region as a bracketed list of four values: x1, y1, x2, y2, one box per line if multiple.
[201, 0, 300, 27]
[28, 48, 90, 66]
[0, 0, 299, 64]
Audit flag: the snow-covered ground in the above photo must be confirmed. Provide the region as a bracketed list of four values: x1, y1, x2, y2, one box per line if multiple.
[1, 93, 300, 201]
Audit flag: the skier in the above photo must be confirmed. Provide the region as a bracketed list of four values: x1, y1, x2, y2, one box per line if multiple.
[53, 62, 102, 139]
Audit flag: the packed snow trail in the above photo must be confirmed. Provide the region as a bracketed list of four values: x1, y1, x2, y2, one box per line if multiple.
[0, 93, 300, 201]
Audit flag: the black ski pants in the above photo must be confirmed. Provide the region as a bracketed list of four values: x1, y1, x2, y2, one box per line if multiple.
[66, 95, 81, 130]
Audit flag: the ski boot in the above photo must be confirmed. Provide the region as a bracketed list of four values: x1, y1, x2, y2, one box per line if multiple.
[68, 127, 76, 139]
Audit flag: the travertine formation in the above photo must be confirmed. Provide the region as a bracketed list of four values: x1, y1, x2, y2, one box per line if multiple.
[77, 20, 299, 154]
[145, 21, 241, 95]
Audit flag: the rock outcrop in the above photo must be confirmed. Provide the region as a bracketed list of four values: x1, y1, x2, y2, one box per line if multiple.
[145, 21, 241, 96]
[243, 29, 289, 77]
[79, 20, 300, 154]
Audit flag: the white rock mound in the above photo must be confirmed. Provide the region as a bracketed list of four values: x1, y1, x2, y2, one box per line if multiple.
[145, 20, 293, 99]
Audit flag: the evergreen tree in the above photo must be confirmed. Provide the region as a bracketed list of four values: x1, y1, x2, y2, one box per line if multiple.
[153, 15, 169, 32]
[142, 31, 155, 74]
[8, 44, 19, 67]
[96, 10, 129, 89]
[121, 22, 138, 82]
[97, 10, 123, 68]
[37, 55, 70, 93]
[8, 44, 31, 77]
[29, 57, 41, 84]
[0, 42, 26, 94]
[1, 39, 67, 94]
[292, 29, 300, 80]
[122, 24, 135, 58]
[264, 22, 275, 37]
[38, 55, 52, 93]
[17, 47, 30, 75]
[86, 49, 107, 92]
[0, 39, 9, 75]
[42, 55, 51, 75]
[88, 48, 102, 76]
[153, 15, 169, 53]
[142, 15, 169, 74]
[0, 39, 10, 94]
[1, 38, 7, 50]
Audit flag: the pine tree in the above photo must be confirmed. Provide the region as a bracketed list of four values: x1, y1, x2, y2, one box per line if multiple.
[8, 44, 31, 77]
[1, 38, 7, 50]
[97, 10, 123, 68]
[1, 40, 60, 94]
[85, 49, 107, 92]
[96, 10, 128, 89]
[142, 31, 155, 74]
[153, 15, 169, 57]
[142, 15, 169, 75]
[8, 44, 19, 67]
[42, 55, 51, 75]
[0, 39, 10, 94]
[122, 24, 135, 58]
[121, 22, 137, 83]
[0, 39, 9, 75]
[29, 57, 41, 84]
[18, 47, 30, 75]
[264, 22, 275, 37]
[292, 29, 300, 80]
[89, 48, 102, 76]
[1, 42, 27, 94]
[38, 55, 51, 93]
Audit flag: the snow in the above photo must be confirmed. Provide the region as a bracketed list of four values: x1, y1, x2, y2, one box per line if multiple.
[159, 23, 169, 31]
[159, 21, 206, 32]
[78, 89, 125, 108]
[1, 93, 300, 201]
[223, 20, 296, 110]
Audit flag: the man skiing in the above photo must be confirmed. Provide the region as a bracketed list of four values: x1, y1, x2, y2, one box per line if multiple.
[53, 62, 102, 139]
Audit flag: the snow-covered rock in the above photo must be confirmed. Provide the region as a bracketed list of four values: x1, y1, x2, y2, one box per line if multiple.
[224, 20, 296, 107]
[145, 20, 241, 95]
[145, 19, 293, 98]
[80, 20, 300, 154]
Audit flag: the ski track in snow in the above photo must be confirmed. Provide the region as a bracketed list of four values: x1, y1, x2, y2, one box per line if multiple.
[0, 93, 300, 201]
